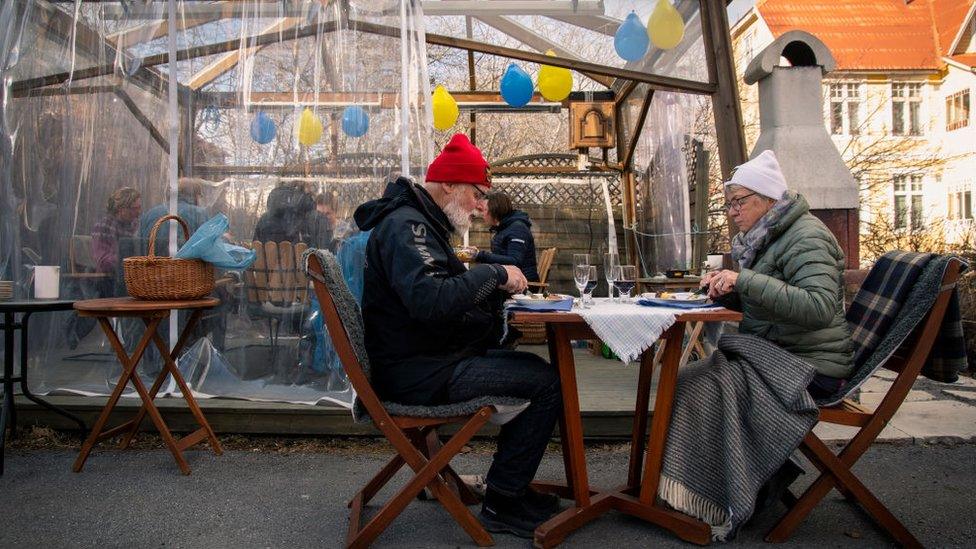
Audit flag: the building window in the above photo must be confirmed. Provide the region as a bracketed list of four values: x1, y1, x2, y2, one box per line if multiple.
[891, 82, 923, 136]
[893, 174, 924, 229]
[828, 82, 861, 135]
[946, 90, 971, 131]
[947, 187, 973, 220]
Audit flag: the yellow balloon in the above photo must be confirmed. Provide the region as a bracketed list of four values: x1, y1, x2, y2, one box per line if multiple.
[431, 85, 459, 131]
[647, 0, 684, 50]
[297, 108, 323, 146]
[537, 50, 573, 102]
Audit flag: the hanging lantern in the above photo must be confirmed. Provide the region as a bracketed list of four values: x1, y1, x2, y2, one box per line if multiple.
[297, 108, 323, 146]
[614, 11, 649, 61]
[537, 50, 573, 102]
[250, 111, 276, 144]
[341, 105, 370, 138]
[648, 0, 684, 50]
[499, 63, 533, 107]
[431, 85, 460, 131]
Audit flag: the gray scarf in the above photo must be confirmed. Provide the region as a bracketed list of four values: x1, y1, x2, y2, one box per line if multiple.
[730, 191, 798, 270]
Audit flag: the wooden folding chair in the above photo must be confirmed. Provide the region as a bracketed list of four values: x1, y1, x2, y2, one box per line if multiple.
[527, 246, 557, 292]
[766, 257, 964, 548]
[304, 251, 527, 548]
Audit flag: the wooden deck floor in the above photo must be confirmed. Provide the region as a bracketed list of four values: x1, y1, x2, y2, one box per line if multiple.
[15, 345, 653, 439]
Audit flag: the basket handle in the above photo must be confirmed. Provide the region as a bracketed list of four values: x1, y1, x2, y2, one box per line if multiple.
[147, 214, 190, 258]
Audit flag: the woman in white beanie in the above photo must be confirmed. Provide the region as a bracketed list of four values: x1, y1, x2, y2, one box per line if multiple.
[701, 149, 853, 393]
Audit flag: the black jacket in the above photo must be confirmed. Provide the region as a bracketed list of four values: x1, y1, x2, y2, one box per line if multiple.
[475, 210, 540, 282]
[253, 186, 315, 244]
[354, 177, 509, 405]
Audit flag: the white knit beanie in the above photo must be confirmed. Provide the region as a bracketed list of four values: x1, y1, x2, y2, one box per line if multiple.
[724, 149, 788, 200]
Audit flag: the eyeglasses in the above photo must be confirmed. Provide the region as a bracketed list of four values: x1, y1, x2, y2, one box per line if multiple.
[471, 185, 488, 200]
[724, 191, 757, 212]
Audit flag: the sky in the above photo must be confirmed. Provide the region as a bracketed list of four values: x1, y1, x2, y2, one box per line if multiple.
[727, 0, 756, 26]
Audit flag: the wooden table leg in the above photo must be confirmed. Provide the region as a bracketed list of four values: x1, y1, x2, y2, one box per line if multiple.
[546, 324, 574, 497]
[120, 310, 222, 456]
[627, 348, 656, 490]
[535, 324, 598, 548]
[679, 322, 705, 367]
[639, 322, 685, 504]
[73, 317, 161, 473]
[550, 324, 589, 507]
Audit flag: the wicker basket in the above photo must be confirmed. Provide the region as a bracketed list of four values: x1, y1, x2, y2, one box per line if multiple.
[123, 214, 214, 300]
[511, 320, 547, 345]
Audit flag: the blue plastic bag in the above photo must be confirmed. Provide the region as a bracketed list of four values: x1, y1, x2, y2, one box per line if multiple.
[175, 214, 257, 269]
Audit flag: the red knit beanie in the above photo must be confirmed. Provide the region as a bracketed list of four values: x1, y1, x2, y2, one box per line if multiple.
[425, 133, 491, 187]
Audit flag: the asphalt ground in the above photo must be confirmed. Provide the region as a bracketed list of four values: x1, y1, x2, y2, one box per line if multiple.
[1, 435, 974, 548]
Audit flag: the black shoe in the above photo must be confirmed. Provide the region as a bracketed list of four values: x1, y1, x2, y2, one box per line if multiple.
[524, 486, 560, 517]
[479, 489, 546, 539]
[756, 458, 804, 513]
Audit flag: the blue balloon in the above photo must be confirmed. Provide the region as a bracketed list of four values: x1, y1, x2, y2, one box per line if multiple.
[249, 111, 276, 144]
[614, 11, 649, 62]
[500, 63, 534, 107]
[341, 105, 369, 138]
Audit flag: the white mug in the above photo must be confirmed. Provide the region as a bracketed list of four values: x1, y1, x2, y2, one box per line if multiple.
[34, 265, 60, 299]
[706, 254, 724, 272]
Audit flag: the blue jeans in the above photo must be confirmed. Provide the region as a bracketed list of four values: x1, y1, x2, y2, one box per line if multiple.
[447, 349, 562, 497]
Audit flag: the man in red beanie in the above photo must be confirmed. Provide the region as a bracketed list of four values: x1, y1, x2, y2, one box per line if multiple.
[354, 133, 562, 538]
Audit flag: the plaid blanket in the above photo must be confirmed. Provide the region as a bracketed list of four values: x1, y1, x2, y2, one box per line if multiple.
[659, 334, 818, 540]
[845, 251, 968, 385]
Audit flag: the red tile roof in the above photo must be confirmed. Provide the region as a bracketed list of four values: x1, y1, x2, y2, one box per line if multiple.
[933, 0, 974, 55]
[949, 53, 976, 67]
[755, 0, 975, 71]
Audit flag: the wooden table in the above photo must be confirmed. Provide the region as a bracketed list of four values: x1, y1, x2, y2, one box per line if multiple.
[72, 297, 224, 475]
[1, 299, 88, 475]
[511, 307, 742, 547]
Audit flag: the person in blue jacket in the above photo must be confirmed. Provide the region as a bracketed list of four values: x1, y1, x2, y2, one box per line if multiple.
[473, 191, 539, 282]
[354, 133, 562, 539]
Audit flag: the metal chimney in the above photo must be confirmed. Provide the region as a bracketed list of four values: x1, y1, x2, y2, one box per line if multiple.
[744, 30, 860, 268]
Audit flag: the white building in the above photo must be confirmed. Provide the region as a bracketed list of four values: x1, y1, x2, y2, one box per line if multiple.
[731, 0, 976, 250]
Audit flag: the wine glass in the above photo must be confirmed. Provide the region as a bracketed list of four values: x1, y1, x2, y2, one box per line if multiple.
[573, 263, 590, 307]
[616, 265, 638, 303]
[582, 266, 598, 308]
[573, 254, 591, 307]
[604, 252, 620, 301]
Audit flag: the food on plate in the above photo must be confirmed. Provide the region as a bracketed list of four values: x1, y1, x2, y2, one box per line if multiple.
[514, 293, 563, 301]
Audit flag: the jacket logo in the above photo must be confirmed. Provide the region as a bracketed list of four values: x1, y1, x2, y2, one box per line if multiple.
[411, 223, 436, 270]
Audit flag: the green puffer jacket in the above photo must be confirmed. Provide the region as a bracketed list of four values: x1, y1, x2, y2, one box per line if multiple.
[723, 194, 854, 378]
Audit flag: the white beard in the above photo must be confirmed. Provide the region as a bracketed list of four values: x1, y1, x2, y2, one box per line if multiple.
[443, 193, 473, 234]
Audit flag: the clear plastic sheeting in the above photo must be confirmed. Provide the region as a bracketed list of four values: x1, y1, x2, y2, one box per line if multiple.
[0, 0, 435, 408]
[632, 91, 695, 275]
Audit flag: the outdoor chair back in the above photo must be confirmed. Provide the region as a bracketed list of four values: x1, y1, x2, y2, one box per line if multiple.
[303, 249, 527, 548]
[243, 241, 309, 355]
[766, 252, 966, 547]
[527, 246, 557, 292]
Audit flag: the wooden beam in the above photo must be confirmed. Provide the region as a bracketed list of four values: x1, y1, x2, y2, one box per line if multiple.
[199, 90, 553, 107]
[368, 21, 717, 95]
[621, 89, 655, 171]
[89, 1, 606, 20]
[698, 0, 747, 181]
[546, 14, 620, 36]
[187, 17, 301, 90]
[113, 88, 170, 154]
[107, 10, 222, 47]
[10, 21, 339, 94]
[13, 17, 717, 98]
[473, 15, 614, 88]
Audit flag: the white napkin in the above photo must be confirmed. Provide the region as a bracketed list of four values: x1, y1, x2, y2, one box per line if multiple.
[578, 298, 678, 363]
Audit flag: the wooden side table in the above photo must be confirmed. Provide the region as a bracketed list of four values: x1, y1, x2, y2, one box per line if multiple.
[72, 297, 223, 475]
